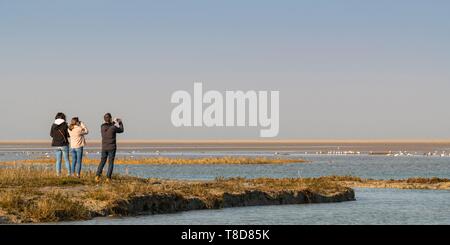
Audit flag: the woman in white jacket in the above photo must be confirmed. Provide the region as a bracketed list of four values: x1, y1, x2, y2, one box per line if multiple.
[68, 117, 89, 177]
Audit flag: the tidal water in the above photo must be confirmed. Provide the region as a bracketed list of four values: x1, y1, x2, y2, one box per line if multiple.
[110, 154, 450, 180]
[63, 188, 450, 225]
[1, 149, 449, 225]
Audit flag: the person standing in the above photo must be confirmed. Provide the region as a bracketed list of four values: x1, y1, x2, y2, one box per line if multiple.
[50, 112, 72, 176]
[95, 113, 124, 182]
[68, 117, 89, 178]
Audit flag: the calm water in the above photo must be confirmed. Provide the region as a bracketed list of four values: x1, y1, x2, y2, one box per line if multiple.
[63, 188, 450, 225]
[2, 152, 449, 180]
[112, 154, 450, 180]
[1, 150, 449, 225]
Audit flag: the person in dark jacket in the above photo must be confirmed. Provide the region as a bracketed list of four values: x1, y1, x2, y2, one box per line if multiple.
[50, 112, 72, 176]
[95, 113, 124, 182]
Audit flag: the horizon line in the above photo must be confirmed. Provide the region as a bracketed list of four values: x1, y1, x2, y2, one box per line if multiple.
[3, 139, 450, 144]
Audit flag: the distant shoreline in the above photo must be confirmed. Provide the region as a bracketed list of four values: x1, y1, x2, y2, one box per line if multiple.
[3, 139, 450, 144]
[2, 140, 450, 153]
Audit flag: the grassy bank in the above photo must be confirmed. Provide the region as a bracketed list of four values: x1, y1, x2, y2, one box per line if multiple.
[1, 168, 447, 224]
[321, 176, 450, 190]
[0, 167, 352, 224]
[0, 156, 308, 166]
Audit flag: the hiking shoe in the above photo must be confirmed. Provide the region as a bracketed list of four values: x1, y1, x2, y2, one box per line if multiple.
[95, 176, 101, 183]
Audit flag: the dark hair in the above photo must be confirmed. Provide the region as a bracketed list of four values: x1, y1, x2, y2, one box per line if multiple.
[69, 117, 80, 131]
[55, 112, 66, 120]
[104, 113, 112, 123]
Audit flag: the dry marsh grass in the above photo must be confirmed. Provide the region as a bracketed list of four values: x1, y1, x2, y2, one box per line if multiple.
[0, 166, 96, 188]
[404, 177, 450, 184]
[0, 156, 308, 166]
[1, 167, 447, 223]
[0, 167, 346, 223]
[0, 188, 90, 223]
[319, 175, 450, 190]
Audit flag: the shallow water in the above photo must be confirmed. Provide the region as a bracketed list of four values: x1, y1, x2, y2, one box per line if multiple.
[3, 153, 449, 180]
[113, 155, 450, 180]
[62, 188, 450, 225]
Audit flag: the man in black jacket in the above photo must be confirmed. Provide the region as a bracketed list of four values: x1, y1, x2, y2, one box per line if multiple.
[95, 113, 124, 182]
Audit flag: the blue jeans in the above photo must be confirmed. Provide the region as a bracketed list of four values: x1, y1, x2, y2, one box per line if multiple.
[71, 147, 84, 176]
[96, 149, 116, 179]
[54, 146, 71, 176]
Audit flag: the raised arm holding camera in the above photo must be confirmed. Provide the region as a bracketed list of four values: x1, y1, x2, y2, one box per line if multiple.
[95, 113, 124, 182]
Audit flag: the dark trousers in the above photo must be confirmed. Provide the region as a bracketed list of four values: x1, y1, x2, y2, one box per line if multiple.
[96, 149, 116, 179]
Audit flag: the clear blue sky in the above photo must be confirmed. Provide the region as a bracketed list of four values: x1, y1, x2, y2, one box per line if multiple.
[1, 0, 450, 140]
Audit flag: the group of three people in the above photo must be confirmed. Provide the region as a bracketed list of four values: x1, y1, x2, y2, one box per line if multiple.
[50, 112, 124, 182]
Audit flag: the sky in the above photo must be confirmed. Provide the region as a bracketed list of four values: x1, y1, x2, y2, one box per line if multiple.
[1, 0, 450, 140]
